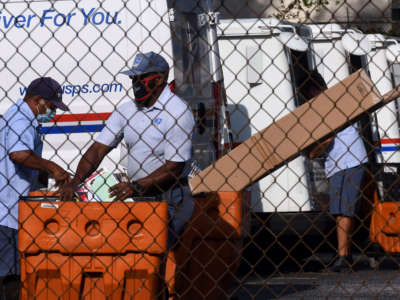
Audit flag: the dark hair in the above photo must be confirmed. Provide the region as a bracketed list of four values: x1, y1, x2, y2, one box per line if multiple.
[298, 70, 328, 102]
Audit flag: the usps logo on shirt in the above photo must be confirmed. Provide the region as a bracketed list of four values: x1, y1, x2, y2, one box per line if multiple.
[154, 118, 162, 125]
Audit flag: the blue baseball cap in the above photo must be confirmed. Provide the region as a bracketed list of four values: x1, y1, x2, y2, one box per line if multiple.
[26, 77, 69, 111]
[122, 52, 169, 77]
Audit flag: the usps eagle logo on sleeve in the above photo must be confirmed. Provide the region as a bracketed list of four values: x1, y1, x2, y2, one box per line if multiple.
[133, 56, 142, 67]
[154, 118, 162, 125]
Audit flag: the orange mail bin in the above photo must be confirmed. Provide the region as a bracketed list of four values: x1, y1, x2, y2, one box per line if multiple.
[370, 191, 400, 253]
[18, 194, 168, 300]
[165, 191, 249, 300]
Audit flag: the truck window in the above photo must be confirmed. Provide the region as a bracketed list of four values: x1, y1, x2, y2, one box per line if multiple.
[288, 49, 314, 106]
[348, 54, 368, 74]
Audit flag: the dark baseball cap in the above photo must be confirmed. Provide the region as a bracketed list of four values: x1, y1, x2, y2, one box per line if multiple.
[122, 52, 169, 77]
[26, 77, 69, 111]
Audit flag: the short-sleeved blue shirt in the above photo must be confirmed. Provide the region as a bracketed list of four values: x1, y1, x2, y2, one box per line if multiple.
[0, 99, 42, 229]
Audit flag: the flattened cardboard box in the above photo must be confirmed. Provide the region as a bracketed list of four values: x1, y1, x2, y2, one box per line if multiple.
[190, 69, 400, 194]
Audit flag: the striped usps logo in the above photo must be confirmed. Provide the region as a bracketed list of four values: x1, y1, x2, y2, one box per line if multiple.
[378, 139, 400, 153]
[41, 113, 110, 134]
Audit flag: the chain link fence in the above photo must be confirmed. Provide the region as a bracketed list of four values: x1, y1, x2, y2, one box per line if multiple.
[1, 0, 400, 299]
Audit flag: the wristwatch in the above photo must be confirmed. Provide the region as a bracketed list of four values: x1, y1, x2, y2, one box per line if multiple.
[131, 181, 145, 195]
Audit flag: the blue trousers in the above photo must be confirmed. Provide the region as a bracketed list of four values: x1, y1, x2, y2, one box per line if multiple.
[166, 184, 194, 248]
[328, 165, 365, 217]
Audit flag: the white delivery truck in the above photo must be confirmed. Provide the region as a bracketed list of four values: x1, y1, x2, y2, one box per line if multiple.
[218, 18, 312, 214]
[217, 18, 338, 241]
[218, 19, 400, 241]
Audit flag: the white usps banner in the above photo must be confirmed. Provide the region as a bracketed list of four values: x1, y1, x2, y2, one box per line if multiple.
[0, 0, 173, 173]
[0, 0, 172, 112]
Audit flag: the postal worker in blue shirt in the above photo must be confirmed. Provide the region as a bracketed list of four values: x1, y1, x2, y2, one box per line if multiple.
[0, 77, 70, 296]
[306, 70, 368, 273]
[60, 52, 195, 248]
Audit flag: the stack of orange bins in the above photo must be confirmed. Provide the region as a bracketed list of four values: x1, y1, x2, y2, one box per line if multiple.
[165, 191, 250, 300]
[18, 192, 168, 300]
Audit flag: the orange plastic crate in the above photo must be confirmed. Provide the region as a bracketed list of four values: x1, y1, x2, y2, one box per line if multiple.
[19, 196, 168, 300]
[21, 252, 162, 300]
[165, 191, 248, 300]
[370, 191, 400, 253]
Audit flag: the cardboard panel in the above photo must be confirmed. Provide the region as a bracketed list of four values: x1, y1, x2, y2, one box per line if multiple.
[190, 69, 386, 194]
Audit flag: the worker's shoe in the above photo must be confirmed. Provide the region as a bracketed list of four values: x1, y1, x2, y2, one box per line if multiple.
[329, 255, 353, 273]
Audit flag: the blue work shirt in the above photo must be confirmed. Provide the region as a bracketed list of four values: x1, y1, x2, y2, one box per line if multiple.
[325, 124, 368, 178]
[0, 99, 42, 229]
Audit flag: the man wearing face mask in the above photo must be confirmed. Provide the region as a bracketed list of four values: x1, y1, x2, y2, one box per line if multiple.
[60, 52, 195, 248]
[0, 77, 70, 298]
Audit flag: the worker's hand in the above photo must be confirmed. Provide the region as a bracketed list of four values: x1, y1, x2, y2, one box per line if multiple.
[58, 180, 79, 202]
[109, 182, 140, 201]
[309, 146, 323, 159]
[51, 164, 71, 187]
[309, 138, 333, 159]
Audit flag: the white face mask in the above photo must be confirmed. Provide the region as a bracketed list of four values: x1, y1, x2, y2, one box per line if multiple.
[37, 108, 56, 123]
[36, 100, 56, 123]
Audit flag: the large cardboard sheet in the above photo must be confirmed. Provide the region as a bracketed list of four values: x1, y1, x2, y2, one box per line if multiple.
[189, 69, 396, 194]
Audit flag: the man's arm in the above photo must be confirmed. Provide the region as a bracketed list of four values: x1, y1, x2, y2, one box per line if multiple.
[9, 150, 70, 186]
[109, 161, 185, 201]
[6, 116, 70, 186]
[59, 142, 113, 201]
[139, 161, 185, 192]
[309, 137, 333, 159]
